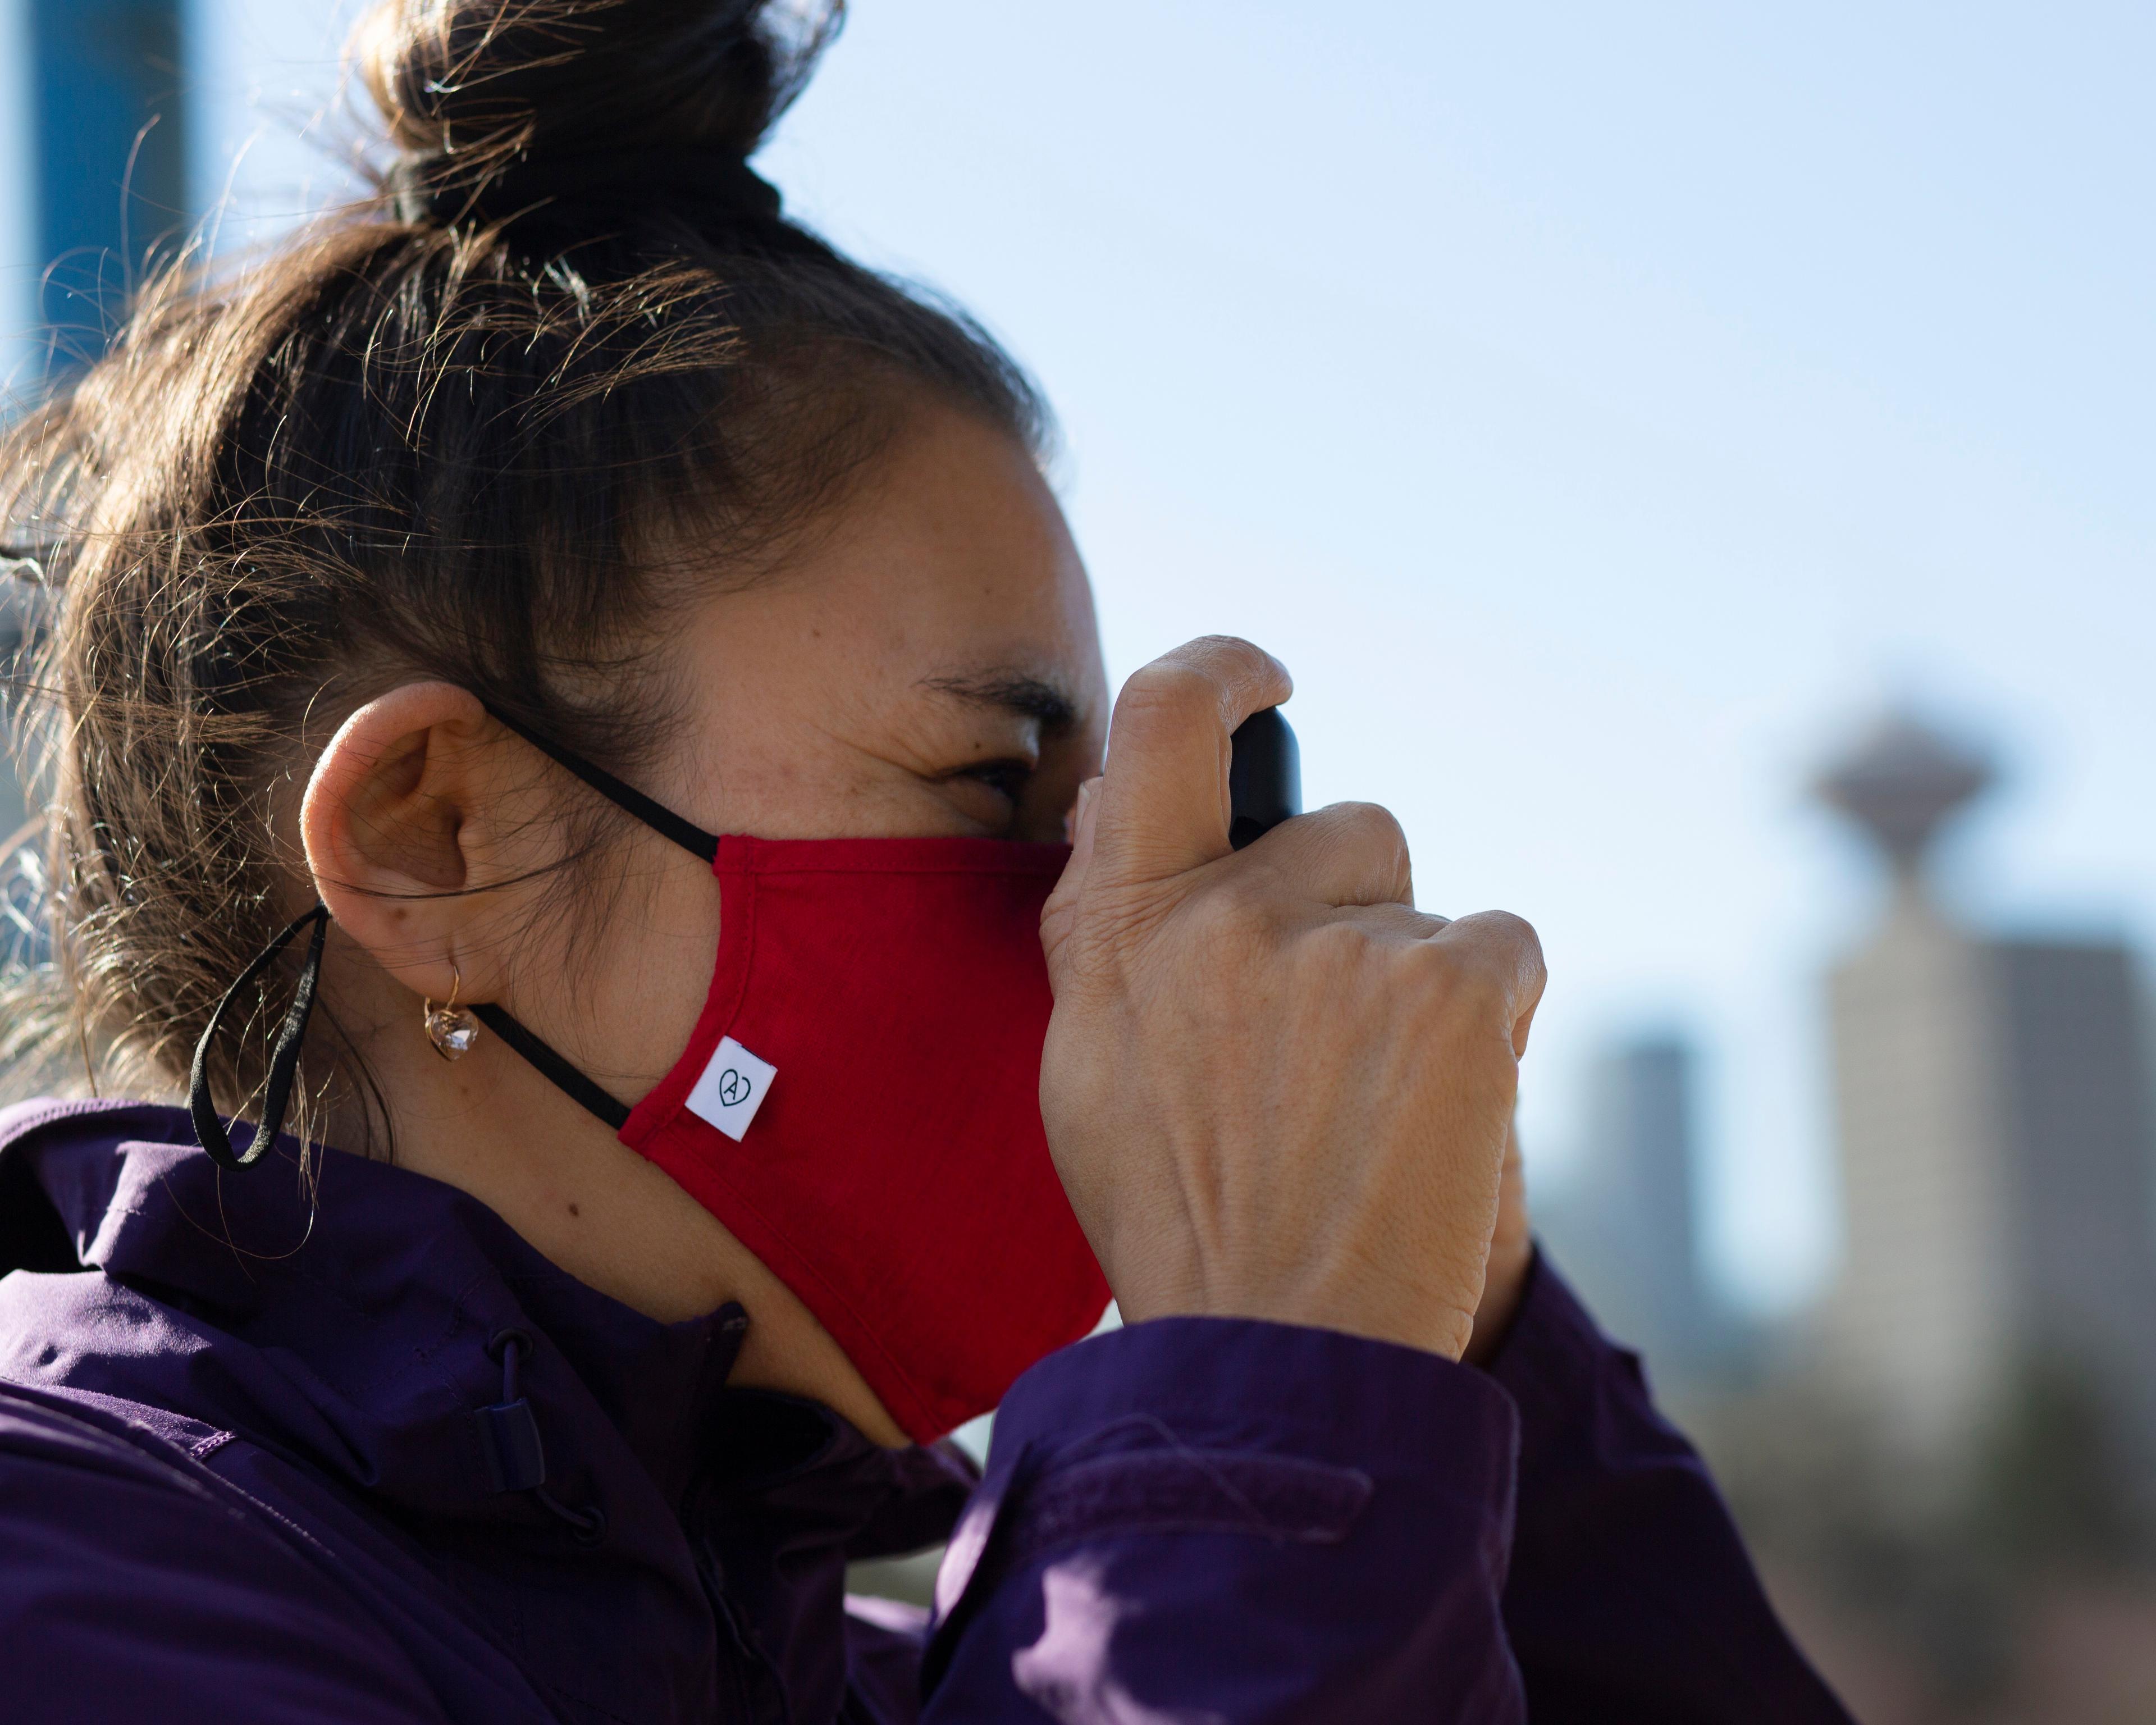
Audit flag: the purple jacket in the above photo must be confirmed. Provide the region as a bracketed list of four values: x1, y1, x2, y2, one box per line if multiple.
[0, 1099, 1850, 1723]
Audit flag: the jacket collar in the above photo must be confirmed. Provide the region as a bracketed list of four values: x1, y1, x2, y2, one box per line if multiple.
[0, 1096, 969, 1557]
[1, 1098, 975, 1724]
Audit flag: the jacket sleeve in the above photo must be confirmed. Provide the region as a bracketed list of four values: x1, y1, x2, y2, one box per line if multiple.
[921, 1315, 1527, 1722]
[1486, 1251, 1856, 1724]
[0, 1391, 455, 1725]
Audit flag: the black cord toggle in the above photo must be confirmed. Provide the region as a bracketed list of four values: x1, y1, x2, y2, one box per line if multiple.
[477, 1328, 549, 1494]
[477, 1329, 607, 1546]
[188, 904, 331, 1170]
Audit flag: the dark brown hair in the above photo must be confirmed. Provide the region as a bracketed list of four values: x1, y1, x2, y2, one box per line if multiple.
[0, 0, 1045, 1148]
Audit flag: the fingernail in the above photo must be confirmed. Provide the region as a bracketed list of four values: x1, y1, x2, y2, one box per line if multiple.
[1070, 777, 1101, 845]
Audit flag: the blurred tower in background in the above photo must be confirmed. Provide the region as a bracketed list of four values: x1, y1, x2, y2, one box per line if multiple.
[1817, 714, 2156, 1495]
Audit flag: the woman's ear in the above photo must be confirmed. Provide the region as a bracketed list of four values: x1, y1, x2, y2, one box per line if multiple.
[301, 682, 525, 1005]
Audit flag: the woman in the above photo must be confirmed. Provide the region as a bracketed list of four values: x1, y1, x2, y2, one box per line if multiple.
[0, 3, 1849, 1720]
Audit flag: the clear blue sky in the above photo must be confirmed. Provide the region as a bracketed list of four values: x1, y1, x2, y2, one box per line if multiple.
[16, 0, 2156, 1313]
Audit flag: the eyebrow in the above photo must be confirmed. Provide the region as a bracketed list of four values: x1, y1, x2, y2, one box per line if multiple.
[922, 670, 1079, 732]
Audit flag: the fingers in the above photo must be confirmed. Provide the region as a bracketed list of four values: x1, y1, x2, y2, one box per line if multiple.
[1429, 910, 1548, 1057]
[1464, 1110, 1534, 1366]
[1236, 801, 1414, 909]
[1087, 637, 1292, 889]
[1039, 777, 1104, 975]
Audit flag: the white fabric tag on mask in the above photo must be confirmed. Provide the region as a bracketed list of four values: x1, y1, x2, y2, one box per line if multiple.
[685, 1037, 778, 1142]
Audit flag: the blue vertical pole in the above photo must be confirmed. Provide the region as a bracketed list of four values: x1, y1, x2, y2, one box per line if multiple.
[29, 0, 189, 363]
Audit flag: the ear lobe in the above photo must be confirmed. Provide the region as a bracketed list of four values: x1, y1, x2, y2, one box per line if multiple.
[301, 682, 499, 1001]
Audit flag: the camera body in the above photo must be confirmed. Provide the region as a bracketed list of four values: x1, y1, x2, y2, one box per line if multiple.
[1228, 708, 1301, 849]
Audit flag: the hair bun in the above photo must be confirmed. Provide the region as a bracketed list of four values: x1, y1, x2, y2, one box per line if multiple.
[359, 0, 841, 172]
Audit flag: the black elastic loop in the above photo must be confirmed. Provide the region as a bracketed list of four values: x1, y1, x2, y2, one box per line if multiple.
[388, 149, 781, 234]
[481, 705, 719, 865]
[188, 905, 331, 1170]
[473, 1005, 632, 1134]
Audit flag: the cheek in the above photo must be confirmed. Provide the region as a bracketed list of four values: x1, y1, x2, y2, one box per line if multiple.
[689, 746, 910, 839]
[558, 847, 724, 1091]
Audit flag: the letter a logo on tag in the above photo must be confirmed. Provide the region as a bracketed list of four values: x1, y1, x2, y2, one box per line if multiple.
[686, 1037, 778, 1142]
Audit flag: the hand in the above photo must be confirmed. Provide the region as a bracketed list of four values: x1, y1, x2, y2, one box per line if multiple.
[1039, 638, 1546, 1362]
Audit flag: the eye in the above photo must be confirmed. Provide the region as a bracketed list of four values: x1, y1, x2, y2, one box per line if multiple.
[950, 759, 1035, 805]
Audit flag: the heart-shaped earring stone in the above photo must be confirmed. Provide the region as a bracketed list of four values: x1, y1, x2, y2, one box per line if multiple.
[425, 1003, 481, 1061]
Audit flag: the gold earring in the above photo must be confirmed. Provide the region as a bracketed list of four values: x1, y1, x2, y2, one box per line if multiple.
[423, 968, 481, 1061]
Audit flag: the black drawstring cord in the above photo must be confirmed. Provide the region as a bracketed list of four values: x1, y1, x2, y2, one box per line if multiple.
[188, 904, 331, 1170]
[477, 1329, 607, 1546]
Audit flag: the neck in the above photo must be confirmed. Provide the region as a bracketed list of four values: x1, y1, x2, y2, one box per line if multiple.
[320, 948, 910, 1448]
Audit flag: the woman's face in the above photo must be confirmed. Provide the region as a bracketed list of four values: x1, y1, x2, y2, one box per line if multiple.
[650, 400, 1107, 846]
[303, 395, 1108, 1426]
[517, 398, 1109, 1102]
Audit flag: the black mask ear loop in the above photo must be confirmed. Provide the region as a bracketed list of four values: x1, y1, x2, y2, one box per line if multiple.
[471, 1005, 634, 1133]
[476, 705, 721, 1134]
[189, 904, 331, 1169]
[482, 707, 719, 868]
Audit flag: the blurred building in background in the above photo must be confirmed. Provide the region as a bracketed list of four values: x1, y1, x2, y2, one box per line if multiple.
[1539, 1033, 1759, 1392]
[2, 0, 200, 835]
[0, 577, 45, 974]
[1815, 714, 2156, 1507]
[27, 0, 191, 360]
[0, 577, 35, 842]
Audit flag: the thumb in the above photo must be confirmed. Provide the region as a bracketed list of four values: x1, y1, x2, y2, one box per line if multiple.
[1085, 637, 1291, 893]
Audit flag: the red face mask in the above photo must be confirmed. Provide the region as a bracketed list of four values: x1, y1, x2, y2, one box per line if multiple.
[471, 713, 1111, 1443]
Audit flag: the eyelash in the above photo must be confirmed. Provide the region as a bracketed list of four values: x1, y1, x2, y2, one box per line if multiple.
[955, 760, 1034, 803]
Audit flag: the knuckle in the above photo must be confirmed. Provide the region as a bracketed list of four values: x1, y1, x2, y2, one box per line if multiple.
[1112, 639, 1292, 760]
[1167, 900, 1279, 1006]
[1189, 868, 1276, 939]
[1402, 935, 1507, 1016]
[1281, 915, 1391, 1000]
[1332, 798, 1403, 836]
[1299, 801, 1411, 902]
[1459, 909, 1546, 979]
[1473, 907, 1541, 949]
[1331, 800, 1410, 861]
